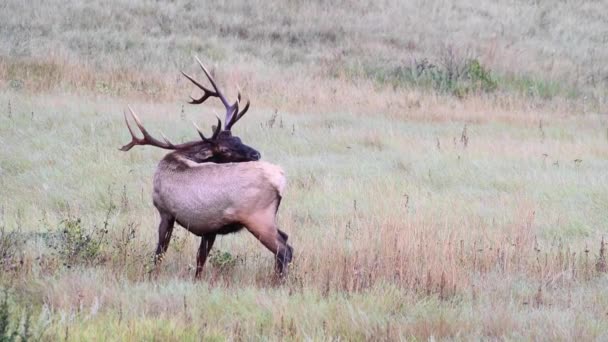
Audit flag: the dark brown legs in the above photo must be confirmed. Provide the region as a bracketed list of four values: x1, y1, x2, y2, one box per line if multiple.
[153, 211, 292, 280]
[194, 228, 292, 280]
[275, 229, 293, 277]
[195, 234, 216, 279]
[248, 225, 293, 278]
[154, 212, 175, 265]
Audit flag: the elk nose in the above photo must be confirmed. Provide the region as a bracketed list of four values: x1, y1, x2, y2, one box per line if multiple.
[250, 151, 261, 160]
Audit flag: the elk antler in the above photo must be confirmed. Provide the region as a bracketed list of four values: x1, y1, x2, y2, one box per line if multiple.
[182, 57, 250, 131]
[192, 116, 222, 143]
[120, 106, 202, 151]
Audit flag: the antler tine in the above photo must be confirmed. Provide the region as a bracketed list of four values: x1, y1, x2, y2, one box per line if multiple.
[160, 131, 173, 145]
[238, 100, 250, 120]
[119, 110, 139, 151]
[211, 115, 222, 139]
[127, 106, 147, 134]
[227, 99, 239, 130]
[119, 106, 186, 151]
[193, 57, 239, 129]
[184, 57, 249, 131]
[128, 106, 174, 147]
[225, 99, 250, 131]
[194, 56, 231, 109]
[192, 116, 222, 142]
[192, 120, 210, 141]
[181, 71, 217, 105]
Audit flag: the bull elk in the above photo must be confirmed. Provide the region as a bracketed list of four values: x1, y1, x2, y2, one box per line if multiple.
[120, 58, 292, 278]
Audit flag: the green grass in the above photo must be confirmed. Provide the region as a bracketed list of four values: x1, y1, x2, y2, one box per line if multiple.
[1, 0, 608, 339]
[1, 89, 607, 339]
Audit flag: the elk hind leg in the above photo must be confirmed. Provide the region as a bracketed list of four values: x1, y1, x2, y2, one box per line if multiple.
[245, 214, 293, 277]
[275, 230, 293, 276]
[278, 229, 289, 242]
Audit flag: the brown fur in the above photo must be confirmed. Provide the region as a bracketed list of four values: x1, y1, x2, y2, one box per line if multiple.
[153, 153, 292, 278]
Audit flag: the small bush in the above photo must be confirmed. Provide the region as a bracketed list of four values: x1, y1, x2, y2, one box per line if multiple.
[209, 250, 239, 271]
[465, 59, 498, 91]
[49, 216, 107, 267]
[112, 222, 137, 269]
[356, 47, 498, 98]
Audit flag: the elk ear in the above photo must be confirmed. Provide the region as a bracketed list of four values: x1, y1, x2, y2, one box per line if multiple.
[193, 148, 214, 162]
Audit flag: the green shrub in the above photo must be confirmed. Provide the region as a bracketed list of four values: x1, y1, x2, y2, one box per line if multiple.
[344, 45, 581, 100]
[355, 52, 498, 98]
[465, 59, 498, 92]
[50, 216, 107, 267]
[209, 250, 239, 271]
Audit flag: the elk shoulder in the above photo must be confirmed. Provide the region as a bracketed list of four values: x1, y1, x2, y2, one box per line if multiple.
[160, 154, 285, 194]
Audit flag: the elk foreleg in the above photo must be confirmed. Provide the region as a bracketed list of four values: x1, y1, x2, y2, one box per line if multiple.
[195, 233, 216, 280]
[154, 212, 175, 266]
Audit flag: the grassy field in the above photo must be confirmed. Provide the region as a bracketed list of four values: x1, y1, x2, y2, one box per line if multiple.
[1, 0, 608, 340]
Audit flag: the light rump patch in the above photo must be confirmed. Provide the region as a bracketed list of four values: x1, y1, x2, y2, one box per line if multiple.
[256, 161, 287, 196]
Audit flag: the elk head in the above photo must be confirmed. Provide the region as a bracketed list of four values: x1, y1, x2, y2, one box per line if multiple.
[120, 57, 260, 164]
